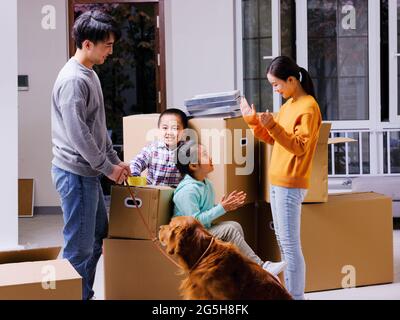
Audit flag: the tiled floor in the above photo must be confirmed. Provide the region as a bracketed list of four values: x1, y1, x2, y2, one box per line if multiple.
[18, 214, 400, 300]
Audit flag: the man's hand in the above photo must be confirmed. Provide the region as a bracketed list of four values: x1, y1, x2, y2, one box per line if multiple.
[117, 161, 132, 176]
[107, 165, 129, 185]
[220, 190, 247, 212]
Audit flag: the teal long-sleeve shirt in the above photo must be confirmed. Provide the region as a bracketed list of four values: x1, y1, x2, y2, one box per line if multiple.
[173, 174, 226, 229]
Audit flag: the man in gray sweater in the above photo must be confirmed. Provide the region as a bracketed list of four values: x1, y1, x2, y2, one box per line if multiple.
[51, 10, 130, 300]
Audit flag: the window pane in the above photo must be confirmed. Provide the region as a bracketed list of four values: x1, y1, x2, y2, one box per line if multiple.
[348, 132, 360, 174]
[390, 132, 400, 173]
[362, 132, 370, 174]
[281, 0, 296, 59]
[338, 0, 368, 37]
[243, 0, 259, 38]
[383, 132, 388, 174]
[244, 80, 261, 108]
[243, 39, 260, 78]
[338, 77, 368, 120]
[260, 38, 272, 76]
[308, 0, 369, 121]
[259, 0, 272, 38]
[313, 78, 338, 120]
[333, 132, 346, 174]
[260, 79, 273, 112]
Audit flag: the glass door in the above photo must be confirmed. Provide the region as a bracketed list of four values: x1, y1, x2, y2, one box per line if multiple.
[389, 0, 400, 123]
[241, 0, 295, 112]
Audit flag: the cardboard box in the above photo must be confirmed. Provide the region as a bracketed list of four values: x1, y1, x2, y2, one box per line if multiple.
[18, 178, 34, 217]
[215, 203, 258, 251]
[103, 238, 183, 300]
[0, 246, 82, 300]
[188, 116, 259, 204]
[257, 192, 394, 292]
[260, 122, 356, 203]
[108, 185, 174, 240]
[123, 114, 159, 164]
[123, 114, 259, 205]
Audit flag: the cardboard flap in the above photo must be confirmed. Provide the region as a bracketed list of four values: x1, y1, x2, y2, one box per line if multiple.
[328, 137, 357, 144]
[317, 123, 332, 144]
[0, 246, 61, 265]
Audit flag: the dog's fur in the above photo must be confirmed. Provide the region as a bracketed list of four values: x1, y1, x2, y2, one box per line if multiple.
[159, 216, 292, 300]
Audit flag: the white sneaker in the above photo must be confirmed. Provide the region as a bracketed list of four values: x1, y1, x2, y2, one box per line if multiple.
[262, 260, 287, 276]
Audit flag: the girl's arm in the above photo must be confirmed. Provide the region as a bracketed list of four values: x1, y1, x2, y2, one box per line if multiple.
[243, 112, 275, 145]
[173, 191, 225, 227]
[262, 112, 320, 156]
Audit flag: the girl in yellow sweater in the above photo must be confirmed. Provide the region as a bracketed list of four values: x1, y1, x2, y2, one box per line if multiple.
[241, 56, 322, 300]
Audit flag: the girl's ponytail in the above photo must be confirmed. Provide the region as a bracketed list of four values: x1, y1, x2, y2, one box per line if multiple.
[299, 67, 316, 99]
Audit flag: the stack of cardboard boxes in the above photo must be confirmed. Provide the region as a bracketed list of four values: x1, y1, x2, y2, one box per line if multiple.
[106, 113, 394, 299]
[257, 123, 394, 292]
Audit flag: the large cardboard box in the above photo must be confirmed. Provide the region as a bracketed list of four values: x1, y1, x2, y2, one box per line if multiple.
[108, 185, 174, 240]
[189, 116, 258, 205]
[260, 122, 356, 203]
[123, 114, 259, 205]
[103, 238, 183, 300]
[0, 246, 82, 300]
[123, 114, 159, 164]
[215, 203, 258, 251]
[257, 192, 394, 292]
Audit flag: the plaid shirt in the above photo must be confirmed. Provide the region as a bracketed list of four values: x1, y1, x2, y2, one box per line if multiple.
[130, 141, 184, 187]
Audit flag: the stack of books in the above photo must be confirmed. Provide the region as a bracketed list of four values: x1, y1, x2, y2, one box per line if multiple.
[184, 90, 241, 118]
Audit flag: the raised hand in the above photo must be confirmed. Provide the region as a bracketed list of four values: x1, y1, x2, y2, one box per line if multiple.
[220, 190, 247, 212]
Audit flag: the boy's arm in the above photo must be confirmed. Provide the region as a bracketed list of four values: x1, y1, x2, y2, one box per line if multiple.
[173, 191, 225, 227]
[130, 144, 152, 176]
[243, 112, 275, 145]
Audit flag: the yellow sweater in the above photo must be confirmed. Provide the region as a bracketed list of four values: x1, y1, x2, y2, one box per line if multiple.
[244, 95, 322, 189]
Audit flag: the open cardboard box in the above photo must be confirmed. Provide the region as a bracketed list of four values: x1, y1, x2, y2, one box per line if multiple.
[123, 114, 259, 205]
[260, 122, 356, 203]
[108, 184, 174, 240]
[0, 246, 82, 300]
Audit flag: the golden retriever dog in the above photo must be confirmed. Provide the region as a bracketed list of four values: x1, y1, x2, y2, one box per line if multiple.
[159, 216, 292, 300]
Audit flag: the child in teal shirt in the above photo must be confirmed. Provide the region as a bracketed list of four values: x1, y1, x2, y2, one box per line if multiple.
[173, 141, 286, 277]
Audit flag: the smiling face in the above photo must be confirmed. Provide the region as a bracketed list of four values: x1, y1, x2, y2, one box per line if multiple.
[84, 33, 115, 65]
[158, 114, 184, 147]
[189, 144, 214, 177]
[267, 72, 297, 100]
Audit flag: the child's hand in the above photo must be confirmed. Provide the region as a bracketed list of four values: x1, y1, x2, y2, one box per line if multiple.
[221, 190, 247, 212]
[240, 97, 256, 117]
[259, 110, 275, 128]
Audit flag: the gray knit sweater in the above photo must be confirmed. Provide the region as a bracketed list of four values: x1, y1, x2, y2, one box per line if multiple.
[51, 58, 120, 177]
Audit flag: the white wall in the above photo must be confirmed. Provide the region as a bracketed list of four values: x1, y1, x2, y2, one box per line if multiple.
[165, 0, 237, 108]
[0, 1, 18, 249]
[18, 0, 68, 207]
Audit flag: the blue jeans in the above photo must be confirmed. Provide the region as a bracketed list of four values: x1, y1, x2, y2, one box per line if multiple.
[51, 165, 108, 300]
[270, 185, 307, 300]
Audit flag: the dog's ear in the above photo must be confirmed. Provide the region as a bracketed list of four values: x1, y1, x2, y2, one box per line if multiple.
[166, 225, 181, 255]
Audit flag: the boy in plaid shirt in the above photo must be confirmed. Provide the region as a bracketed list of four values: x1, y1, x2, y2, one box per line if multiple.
[130, 109, 188, 187]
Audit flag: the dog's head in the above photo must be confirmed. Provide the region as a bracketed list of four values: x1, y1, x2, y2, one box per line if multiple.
[159, 216, 213, 270]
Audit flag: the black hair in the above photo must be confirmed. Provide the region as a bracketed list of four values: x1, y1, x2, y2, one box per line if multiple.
[73, 10, 121, 49]
[158, 108, 189, 129]
[266, 56, 316, 99]
[176, 140, 199, 177]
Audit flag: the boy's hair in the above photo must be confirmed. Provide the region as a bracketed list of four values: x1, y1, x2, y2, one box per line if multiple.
[73, 10, 121, 49]
[158, 108, 189, 129]
[176, 140, 199, 177]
